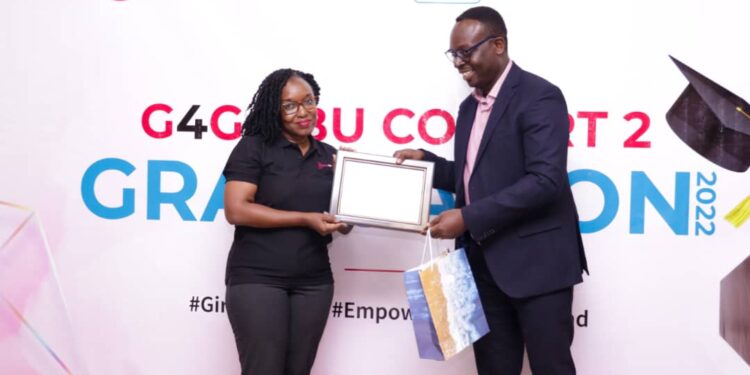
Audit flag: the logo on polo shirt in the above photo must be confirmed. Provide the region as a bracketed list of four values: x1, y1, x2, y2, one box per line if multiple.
[317, 161, 333, 170]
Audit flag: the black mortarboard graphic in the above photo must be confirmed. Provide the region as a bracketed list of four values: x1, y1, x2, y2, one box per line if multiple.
[666, 56, 750, 172]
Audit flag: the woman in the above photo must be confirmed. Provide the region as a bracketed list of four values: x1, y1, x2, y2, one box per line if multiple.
[222, 68, 349, 375]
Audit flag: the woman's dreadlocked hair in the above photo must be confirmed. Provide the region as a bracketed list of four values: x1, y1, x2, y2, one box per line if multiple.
[241, 68, 321, 143]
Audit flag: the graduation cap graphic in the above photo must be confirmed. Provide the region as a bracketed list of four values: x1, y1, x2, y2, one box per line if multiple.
[666, 56, 750, 228]
[666, 55, 750, 173]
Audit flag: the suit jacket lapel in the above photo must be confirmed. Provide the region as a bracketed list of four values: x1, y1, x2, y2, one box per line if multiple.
[455, 99, 477, 172]
[473, 64, 521, 168]
[454, 97, 477, 201]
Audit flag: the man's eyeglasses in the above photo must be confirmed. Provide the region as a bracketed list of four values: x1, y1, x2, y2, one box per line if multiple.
[281, 96, 318, 115]
[444, 35, 500, 63]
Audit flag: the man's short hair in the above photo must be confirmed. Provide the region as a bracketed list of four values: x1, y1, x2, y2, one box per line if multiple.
[456, 6, 507, 37]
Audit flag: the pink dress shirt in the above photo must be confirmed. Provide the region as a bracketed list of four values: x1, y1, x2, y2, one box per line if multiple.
[464, 61, 514, 204]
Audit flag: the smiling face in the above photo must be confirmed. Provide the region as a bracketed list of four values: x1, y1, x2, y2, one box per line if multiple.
[279, 75, 318, 144]
[449, 19, 508, 96]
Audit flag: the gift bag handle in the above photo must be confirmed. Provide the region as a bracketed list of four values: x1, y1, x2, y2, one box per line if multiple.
[420, 229, 437, 265]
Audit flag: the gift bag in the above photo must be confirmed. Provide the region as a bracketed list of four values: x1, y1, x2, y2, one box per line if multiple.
[403, 231, 490, 360]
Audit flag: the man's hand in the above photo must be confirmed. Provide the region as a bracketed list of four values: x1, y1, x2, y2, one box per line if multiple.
[393, 149, 425, 164]
[428, 208, 466, 239]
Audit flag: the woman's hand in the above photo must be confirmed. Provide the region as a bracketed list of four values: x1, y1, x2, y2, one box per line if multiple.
[337, 223, 354, 235]
[332, 146, 356, 169]
[304, 212, 347, 235]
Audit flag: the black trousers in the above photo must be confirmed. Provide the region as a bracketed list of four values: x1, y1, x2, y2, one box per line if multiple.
[225, 283, 333, 375]
[469, 248, 576, 375]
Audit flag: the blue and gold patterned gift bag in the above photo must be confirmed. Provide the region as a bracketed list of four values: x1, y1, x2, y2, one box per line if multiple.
[404, 232, 489, 360]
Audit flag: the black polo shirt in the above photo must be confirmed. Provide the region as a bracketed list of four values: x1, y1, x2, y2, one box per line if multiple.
[222, 134, 337, 287]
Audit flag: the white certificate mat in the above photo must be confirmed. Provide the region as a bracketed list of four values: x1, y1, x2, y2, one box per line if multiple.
[330, 151, 434, 232]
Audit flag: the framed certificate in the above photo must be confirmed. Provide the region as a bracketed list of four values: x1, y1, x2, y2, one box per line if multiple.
[329, 151, 434, 232]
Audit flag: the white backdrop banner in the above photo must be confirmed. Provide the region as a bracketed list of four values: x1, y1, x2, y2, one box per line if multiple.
[2, 0, 749, 374]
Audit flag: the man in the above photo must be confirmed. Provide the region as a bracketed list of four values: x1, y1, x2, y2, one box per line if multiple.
[395, 6, 588, 375]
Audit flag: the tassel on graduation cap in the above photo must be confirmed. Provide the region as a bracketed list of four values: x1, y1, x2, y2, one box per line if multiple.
[738, 106, 750, 121]
[666, 56, 750, 227]
[725, 195, 750, 228]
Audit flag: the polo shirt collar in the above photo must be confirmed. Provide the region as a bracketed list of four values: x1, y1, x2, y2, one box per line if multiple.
[276, 134, 321, 156]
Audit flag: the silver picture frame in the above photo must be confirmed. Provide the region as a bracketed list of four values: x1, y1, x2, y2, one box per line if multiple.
[329, 151, 434, 232]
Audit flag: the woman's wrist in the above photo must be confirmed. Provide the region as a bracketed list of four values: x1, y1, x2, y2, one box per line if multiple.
[299, 212, 314, 228]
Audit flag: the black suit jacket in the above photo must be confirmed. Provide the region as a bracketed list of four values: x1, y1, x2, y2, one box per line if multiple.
[424, 63, 588, 298]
